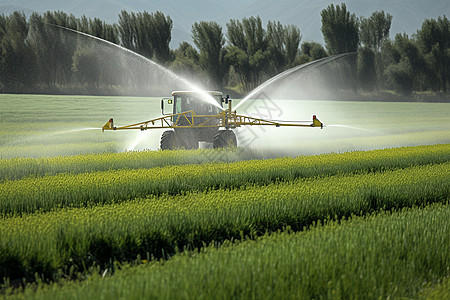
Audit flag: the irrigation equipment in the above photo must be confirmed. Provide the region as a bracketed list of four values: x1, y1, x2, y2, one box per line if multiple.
[103, 91, 323, 150]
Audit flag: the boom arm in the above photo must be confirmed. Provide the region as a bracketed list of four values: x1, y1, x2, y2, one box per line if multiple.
[102, 109, 323, 131]
[103, 98, 323, 131]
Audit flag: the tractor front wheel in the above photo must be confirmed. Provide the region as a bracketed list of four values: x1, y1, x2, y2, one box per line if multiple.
[160, 130, 179, 150]
[213, 130, 237, 148]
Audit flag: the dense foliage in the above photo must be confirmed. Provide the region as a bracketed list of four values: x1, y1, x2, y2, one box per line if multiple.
[320, 3, 359, 55]
[1, 144, 448, 215]
[0, 144, 449, 289]
[0, 7, 448, 95]
[6, 204, 450, 299]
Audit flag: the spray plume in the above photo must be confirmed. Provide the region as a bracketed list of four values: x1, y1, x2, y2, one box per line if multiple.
[34, 22, 224, 110]
[235, 53, 356, 110]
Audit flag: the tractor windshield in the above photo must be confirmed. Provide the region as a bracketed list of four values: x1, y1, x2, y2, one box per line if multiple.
[174, 94, 221, 115]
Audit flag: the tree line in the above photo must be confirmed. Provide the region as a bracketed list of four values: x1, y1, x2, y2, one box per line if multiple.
[0, 4, 448, 96]
[320, 4, 449, 95]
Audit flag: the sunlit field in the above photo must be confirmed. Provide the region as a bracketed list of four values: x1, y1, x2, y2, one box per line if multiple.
[1, 94, 449, 158]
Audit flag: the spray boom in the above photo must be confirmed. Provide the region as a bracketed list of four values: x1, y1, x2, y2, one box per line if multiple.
[102, 96, 323, 131]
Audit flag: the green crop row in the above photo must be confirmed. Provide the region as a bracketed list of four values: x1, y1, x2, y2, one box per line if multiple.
[418, 277, 450, 300]
[1, 144, 449, 182]
[1, 144, 449, 216]
[0, 142, 120, 162]
[0, 147, 260, 181]
[1, 163, 448, 283]
[5, 203, 450, 300]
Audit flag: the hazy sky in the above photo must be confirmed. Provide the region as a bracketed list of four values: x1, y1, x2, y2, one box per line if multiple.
[1, 0, 447, 47]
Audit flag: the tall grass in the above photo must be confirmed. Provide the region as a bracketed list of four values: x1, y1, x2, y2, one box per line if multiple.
[1, 144, 449, 215]
[1, 163, 448, 283]
[1, 144, 449, 182]
[6, 203, 450, 299]
[0, 147, 259, 181]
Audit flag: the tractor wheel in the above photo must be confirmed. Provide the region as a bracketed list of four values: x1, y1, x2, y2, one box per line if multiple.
[213, 130, 237, 148]
[160, 130, 178, 150]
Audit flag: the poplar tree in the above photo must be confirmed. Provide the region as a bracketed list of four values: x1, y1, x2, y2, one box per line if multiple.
[192, 21, 226, 89]
[321, 3, 359, 55]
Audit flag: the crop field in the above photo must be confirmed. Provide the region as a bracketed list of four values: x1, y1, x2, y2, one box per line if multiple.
[0, 143, 449, 299]
[1, 94, 449, 158]
[0, 94, 450, 299]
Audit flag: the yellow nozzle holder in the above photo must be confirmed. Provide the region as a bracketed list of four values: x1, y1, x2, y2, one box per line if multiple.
[312, 115, 323, 129]
[102, 118, 115, 131]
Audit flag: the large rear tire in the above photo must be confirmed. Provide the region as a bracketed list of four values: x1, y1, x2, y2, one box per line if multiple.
[213, 130, 237, 148]
[160, 130, 178, 150]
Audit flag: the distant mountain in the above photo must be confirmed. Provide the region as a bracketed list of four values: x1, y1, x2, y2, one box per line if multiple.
[1, 0, 448, 47]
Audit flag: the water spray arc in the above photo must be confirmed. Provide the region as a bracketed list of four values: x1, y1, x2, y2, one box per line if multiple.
[35, 22, 223, 110]
[100, 54, 361, 150]
[38, 23, 342, 151]
[326, 124, 376, 133]
[235, 53, 356, 110]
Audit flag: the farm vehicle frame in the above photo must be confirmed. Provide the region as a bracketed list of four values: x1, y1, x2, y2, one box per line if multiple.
[102, 91, 323, 150]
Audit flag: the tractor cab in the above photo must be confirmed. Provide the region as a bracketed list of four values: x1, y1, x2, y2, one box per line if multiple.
[158, 91, 231, 149]
[161, 91, 223, 118]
